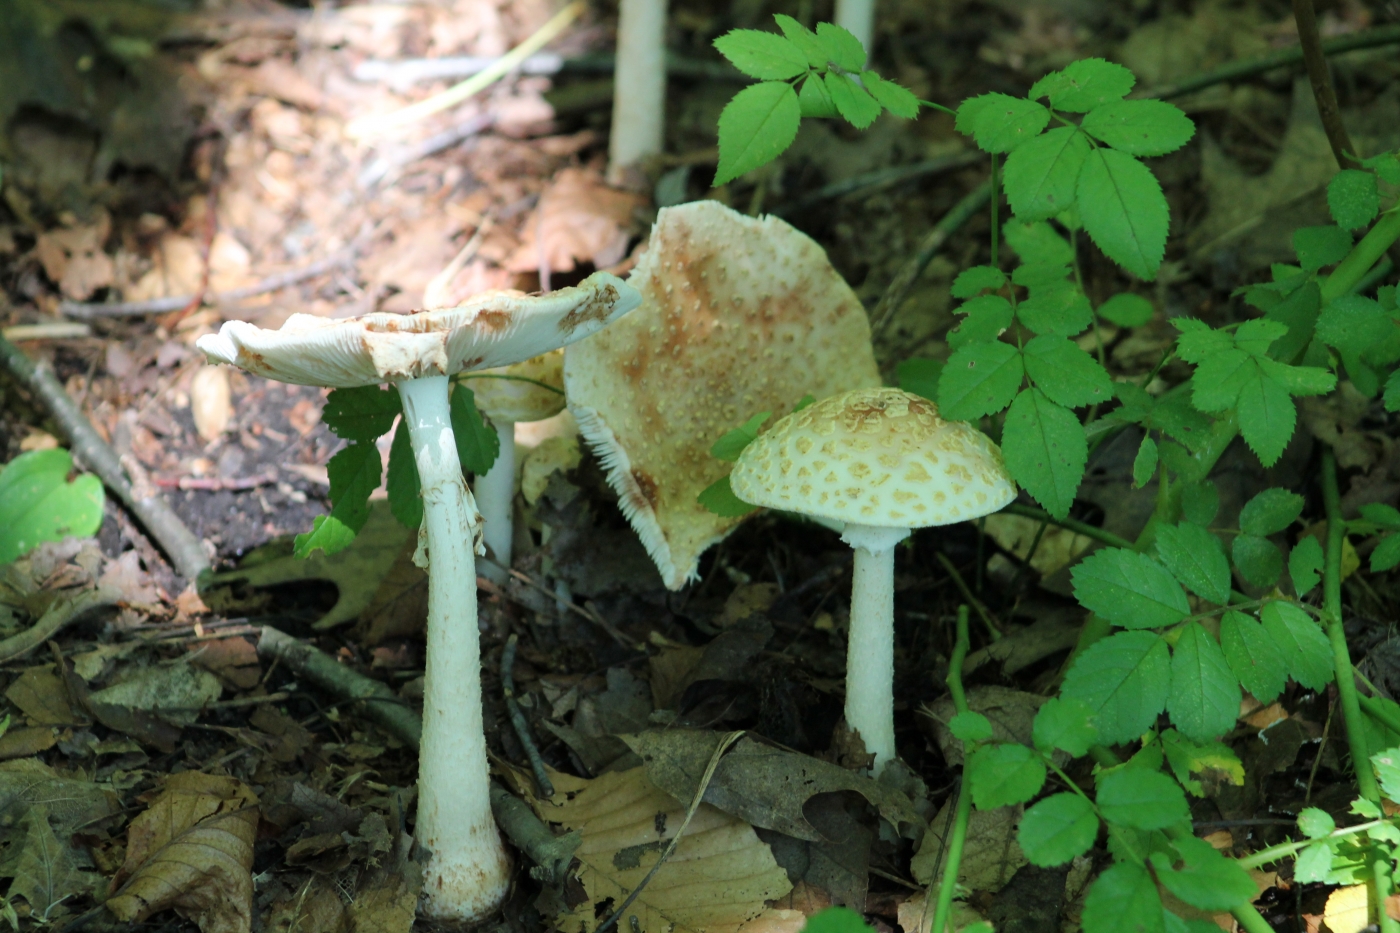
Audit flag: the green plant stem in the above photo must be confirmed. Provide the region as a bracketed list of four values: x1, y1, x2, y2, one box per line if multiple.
[930, 605, 973, 933]
[1138, 410, 1241, 549]
[1360, 693, 1400, 735]
[1376, 858, 1400, 933]
[1239, 816, 1394, 869]
[1292, 0, 1361, 169]
[948, 605, 971, 715]
[1322, 446, 1382, 806]
[1000, 503, 1135, 550]
[1231, 902, 1281, 933]
[1322, 209, 1400, 303]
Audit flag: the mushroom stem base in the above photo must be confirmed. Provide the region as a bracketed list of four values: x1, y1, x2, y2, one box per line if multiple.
[842, 522, 908, 772]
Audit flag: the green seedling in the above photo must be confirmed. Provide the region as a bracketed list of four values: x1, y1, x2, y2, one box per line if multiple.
[0, 448, 104, 564]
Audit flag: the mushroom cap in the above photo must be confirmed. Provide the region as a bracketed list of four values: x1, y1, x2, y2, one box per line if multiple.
[196, 272, 640, 388]
[729, 387, 1017, 528]
[467, 349, 566, 423]
[565, 200, 881, 590]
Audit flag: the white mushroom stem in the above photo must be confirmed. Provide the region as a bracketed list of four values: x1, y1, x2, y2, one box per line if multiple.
[474, 418, 517, 576]
[834, 0, 875, 63]
[397, 375, 510, 923]
[607, 0, 666, 184]
[840, 522, 910, 772]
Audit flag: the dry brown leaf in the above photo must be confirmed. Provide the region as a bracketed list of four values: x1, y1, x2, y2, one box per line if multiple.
[507, 167, 642, 274]
[263, 876, 346, 933]
[344, 861, 422, 933]
[34, 212, 115, 300]
[187, 637, 261, 690]
[107, 771, 259, 933]
[912, 799, 1025, 893]
[982, 513, 1095, 578]
[127, 232, 204, 302]
[5, 667, 82, 725]
[895, 890, 989, 933]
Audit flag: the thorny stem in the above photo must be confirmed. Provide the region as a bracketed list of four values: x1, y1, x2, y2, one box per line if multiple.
[1377, 858, 1400, 933]
[1239, 816, 1397, 869]
[1322, 447, 1382, 806]
[929, 606, 973, 933]
[1292, 0, 1361, 170]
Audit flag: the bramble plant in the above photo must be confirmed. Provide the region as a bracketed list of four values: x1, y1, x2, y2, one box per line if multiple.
[709, 17, 1400, 933]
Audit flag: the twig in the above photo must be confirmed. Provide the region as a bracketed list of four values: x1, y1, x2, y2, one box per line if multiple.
[354, 53, 566, 87]
[1001, 503, 1135, 550]
[357, 113, 495, 189]
[152, 472, 278, 492]
[485, 559, 646, 652]
[934, 552, 1002, 640]
[1291, 0, 1361, 169]
[502, 633, 555, 798]
[1, 323, 91, 341]
[0, 335, 211, 583]
[0, 589, 118, 664]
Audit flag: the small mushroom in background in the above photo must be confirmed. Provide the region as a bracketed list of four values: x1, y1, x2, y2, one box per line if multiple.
[608, 0, 666, 185]
[729, 387, 1016, 771]
[196, 272, 641, 924]
[564, 199, 881, 590]
[467, 349, 567, 578]
[834, 0, 875, 67]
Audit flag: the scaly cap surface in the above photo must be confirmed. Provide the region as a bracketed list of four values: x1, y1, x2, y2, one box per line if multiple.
[468, 349, 566, 423]
[565, 200, 880, 589]
[730, 388, 1016, 528]
[197, 272, 639, 387]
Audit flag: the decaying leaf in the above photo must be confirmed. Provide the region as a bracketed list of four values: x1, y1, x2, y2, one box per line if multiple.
[924, 686, 1047, 767]
[911, 799, 1026, 893]
[4, 666, 83, 725]
[107, 772, 259, 933]
[1, 804, 95, 919]
[982, 513, 1096, 578]
[896, 889, 990, 933]
[90, 659, 223, 727]
[0, 759, 120, 838]
[506, 167, 643, 275]
[535, 766, 793, 933]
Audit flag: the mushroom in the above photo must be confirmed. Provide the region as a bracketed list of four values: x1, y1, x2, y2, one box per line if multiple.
[564, 200, 880, 589]
[468, 349, 567, 576]
[729, 387, 1015, 770]
[195, 272, 640, 923]
[608, 0, 667, 185]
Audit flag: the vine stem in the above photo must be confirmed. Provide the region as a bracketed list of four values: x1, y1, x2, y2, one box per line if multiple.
[928, 606, 974, 933]
[1322, 209, 1400, 304]
[1322, 447, 1381, 805]
[1291, 0, 1360, 170]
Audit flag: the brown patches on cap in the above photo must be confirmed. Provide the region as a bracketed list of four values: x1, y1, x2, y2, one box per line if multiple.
[558, 284, 620, 336]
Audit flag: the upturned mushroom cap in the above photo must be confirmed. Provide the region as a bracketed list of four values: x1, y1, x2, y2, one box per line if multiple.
[197, 272, 640, 387]
[730, 387, 1017, 528]
[565, 200, 880, 590]
[468, 349, 566, 423]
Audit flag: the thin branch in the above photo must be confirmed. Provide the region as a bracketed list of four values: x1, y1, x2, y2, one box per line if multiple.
[1291, 0, 1361, 169]
[502, 633, 555, 798]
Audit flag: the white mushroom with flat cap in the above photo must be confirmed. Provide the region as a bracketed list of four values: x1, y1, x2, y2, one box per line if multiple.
[196, 272, 640, 924]
[729, 386, 1016, 771]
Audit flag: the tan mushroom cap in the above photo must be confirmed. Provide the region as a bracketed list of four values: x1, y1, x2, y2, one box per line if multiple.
[565, 200, 880, 590]
[467, 349, 566, 423]
[730, 388, 1017, 528]
[196, 272, 639, 388]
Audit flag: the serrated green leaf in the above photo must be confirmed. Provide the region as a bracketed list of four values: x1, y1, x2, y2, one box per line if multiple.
[1298, 807, 1335, 839]
[1154, 522, 1230, 604]
[1078, 148, 1169, 280]
[1001, 388, 1086, 520]
[938, 340, 1024, 419]
[386, 417, 422, 530]
[1374, 748, 1400, 803]
[1021, 335, 1113, 408]
[1003, 220, 1075, 266]
[968, 743, 1046, 809]
[1260, 601, 1333, 691]
[954, 94, 997, 135]
[1328, 169, 1381, 230]
[950, 711, 994, 743]
[1151, 836, 1256, 910]
[1081, 99, 1195, 157]
[1220, 610, 1287, 704]
[1262, 279, 1322, 364]
[798, 72, 838, 118]
[714, 81, 802, 186]
[966, 93, 1051, 154]
[1180, 482, 1220, 526]
[1239, 488, 1304, 536]
[1167, 622, 1240, 742]
[862, 71, 920, 118]
[951, 265, 1007, 298]
[0, 449, 104, 564]
[1161, 729, 1244, 796]
[1082, 863, 1165, 933]
[1231, 534, 1283, 588]
[773, 14, 827, 68]
[1173, 319, 1233, 364]
[1386, 369, 1400, 413]
[1289, 534, 1323, 594]
[1098, 293, 1154, 327]
[1148, 392, 1214, 451]
[1233, 318, 1288, 356]
[896, 358, 943, 403]
[1371, 534, 1400, 572]
[1133, 436, 1158, 488]
[713, 29, 810, 79]
[1293, 225, 1352, 272]
[948, 295, 1015, 349]
[1029, 58, 1136, 112]
[1254, 358, 1336, 397]
[1072, 547, 1190, 629]
[1237, 367, 1296, 467]
[1003, 127, 1091, 221]
[825, 71, 881, 129]
[1017, 284, 1094, 337]
[294, 442, 382, 558]
[322, 385, 402, 441]
[1061, 630, 1171, 744]
[1190, 350, 1252, 412]
[815, 21, 866, 70]
[450, 385, 501, 475]
[1013, 262, 1072, 287]
[1370, 151, 1400, 184]
[1292, 841, 1337, 884]
[697, 474, 757, 517]
[711, 411, 771, 461]
[1033, 696, 1099, 756]
[1098, 768, 1189, 830]
[1018, 793, 1098, 867]
[1316, 294, 1391, 357]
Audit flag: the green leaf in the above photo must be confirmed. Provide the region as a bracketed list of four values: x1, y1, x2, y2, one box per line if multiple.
[714, 82, 802, 186]
[1239, 487, 1304, 536]
[1013, 262, 1072, 288]
[0, 448, 104, 565]
[1148, 393, 1214, 451]
[697, 475, 757, 517]
[1003, 220, 1075, 266]
[1190, 350, 1253, 411]
[937, 340, 1024, 419]
[968, 743, 1047, 809]
[1001, 388, 1086, 520]
[450, 385, 501, 475]
[1071, 547, 1190, 630]
[1293, 841, 1337, 884]
[1328, 169, 1381, 230]
[711, 411, 771, 461]
[1022, 335, 1113, 408]
[947, 295, 1015, 349]
[1029, 58, 1136, 112]
[1233, 318, 1288, 356]
[1386, 369, 1400, 413]
[1097, 768, 1189, 830]
[1081, 99, 1195, 157]
[802, 906, 875, 933]
[294, 442, 382, 558]
[1133, 436, 1158, 489]
[862, 71, 920, 118]
[951, 265, 1007, 298]
[896, 358, 942, 403]
[964, 93, 1051, 154]
[1289, 534, 1323, 595]
[1002, 127, 1091, 221]
[951, 711, 994, 743]
[386, 417, 423, 530]
[1236, 367, 1296, 467]
[1260, 601, 1333, 691]
[1373, 748, 1400, 803]
[1254, 358, 1336, 397]
[815, 21, 865, 71]
[1373, 534, 1400, 572]
[1077, 148, 1169, 281]
[954, 93, 998, 135]
[1018, 793, 1099, 867]
[1180, 482, 1219, 526]
[798, 72, 838, 118]
[773, 14, 827, 68]
[1231, 534, 1283, 588]
[1016, 284, 1094, 336]
[1061, 631, 1171, 744]
[1167, 622, 1241, 742]
[322, 385, 402, 441]
[1098, 293, 1154, 327]
[824, 72, 882, 129]
[1161, 729, 1244, 796]
[1316, 294, 1391, 357]
[1293, 225, 1353, 272]
[1151, 836, 1256, 910]
[1173, 319, 1233, 364]
[1082, 863, 1165, 933]
[1361, 502, 1400, 529]
[1033, 696, 1099, 756]
[1219, 610, 1287, 704]
[1154, 522, 1230, 604]
[1297, 807, 1335, 839]
[713, 30, 810, 79]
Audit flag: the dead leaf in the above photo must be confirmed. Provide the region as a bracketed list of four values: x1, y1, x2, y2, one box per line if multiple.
[5, 666, 83, 725]
[896, 890, 989, 933]
[264, 876, 346, 933]
[34, 212, 115, 300]
[188, 637, 262, 690]
[191, 365, 233, 442]
[912, 798, 1026, 893]
[344, 857, 422, 933]
[982, 513, 1096, 578]
[98, 550, 163, 610]
[107, 772, 260, 933]
[0, 725, 59, 760]
[0, 758, 120, 838]
[924, 686, 1046, 767]
[54, 647, 182, 752]
[1, 804, 96, 919]
[506, 167, 642, 274]
[90, 660, 223, 726]
[249, 706, 314, 762]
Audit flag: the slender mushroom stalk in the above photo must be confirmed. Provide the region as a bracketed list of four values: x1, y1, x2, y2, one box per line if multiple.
[195, 273, 640, 923]
[834, 0, 875, 66]
[608, 0, 666, 185]
[730, 388, 1015, 772]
